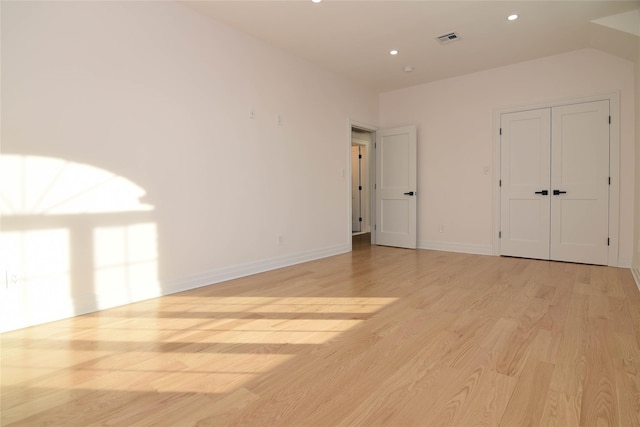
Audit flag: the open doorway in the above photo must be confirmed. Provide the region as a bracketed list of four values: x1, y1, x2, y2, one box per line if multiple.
[349, 123, 418, 250]
[351, 126, 374, 246]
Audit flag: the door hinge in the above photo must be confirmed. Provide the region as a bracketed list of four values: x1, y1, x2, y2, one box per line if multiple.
[359, 217, 362, 222]
[499, 179, 502, 187]
[359, 185, 362, 191]
[607, 237, 610, 246]
[608, 177, 611, 185]
[359, 154, 362, 159]
[499, 231, 502, 238]
[374, 184, 377, 190]
[374, 224, 377, 230]
[499, 128, 502, 136]
[374, 143, 377, 149]
[609, 116, 611, 125]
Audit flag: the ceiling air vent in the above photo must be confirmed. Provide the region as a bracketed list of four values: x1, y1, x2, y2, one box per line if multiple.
[436, 32, 460, 44]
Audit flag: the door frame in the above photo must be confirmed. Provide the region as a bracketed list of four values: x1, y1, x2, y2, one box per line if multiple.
[348, 120, 377, 249]
[492, 92, 621, 267]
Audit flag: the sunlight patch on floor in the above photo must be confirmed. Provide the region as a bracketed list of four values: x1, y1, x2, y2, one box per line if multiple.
[2, 296, 398, 406]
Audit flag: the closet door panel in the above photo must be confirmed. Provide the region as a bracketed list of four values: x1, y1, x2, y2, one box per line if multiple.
[500, 108, 551, 260]
[550, 100, 609, 265]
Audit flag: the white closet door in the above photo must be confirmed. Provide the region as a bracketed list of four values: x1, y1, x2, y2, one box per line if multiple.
[550, 100, 610, 265]
[500, 109, 551, 260]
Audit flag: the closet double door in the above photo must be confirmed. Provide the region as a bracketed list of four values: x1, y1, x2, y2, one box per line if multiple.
[500, 100, 610, 265]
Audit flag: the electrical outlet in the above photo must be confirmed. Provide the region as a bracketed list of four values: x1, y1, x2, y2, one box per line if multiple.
[439, 225, 445, 233]
[3, 271, 18, 288]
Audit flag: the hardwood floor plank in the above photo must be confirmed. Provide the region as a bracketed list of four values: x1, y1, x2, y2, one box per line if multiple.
[335, 329, 461, 427]
[608, 296, 635, 335]
[449, 370, 517, 427]
[495, 297, 549, 377]
[620, 269, 640, 348]
[417, 356, 495, 426]
[579, 318, 619, 427]
[498, 358, 555, 426]
[540, 292, 589, 427]
[612, 332, 640, 426]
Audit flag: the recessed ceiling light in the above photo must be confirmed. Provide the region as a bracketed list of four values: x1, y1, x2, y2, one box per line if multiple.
[404, 66, 414, 72]
[312, 0, 322, 3]
[390, 50, 399, 55]
[507, 14, 519, 21]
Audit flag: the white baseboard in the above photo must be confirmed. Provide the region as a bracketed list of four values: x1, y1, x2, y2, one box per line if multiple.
[632, 267, 640, 294]
[161, 243, 350, 295]
[418, 240, 493, 256]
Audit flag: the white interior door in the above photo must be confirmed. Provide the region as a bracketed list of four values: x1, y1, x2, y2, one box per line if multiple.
[550, 100, 610, 264]
[375, 126, 417, 249]
[500, 109, 551, 260]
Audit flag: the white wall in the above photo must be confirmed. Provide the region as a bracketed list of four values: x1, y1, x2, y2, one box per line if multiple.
[379, 48, 636, 264]
[1, 1, 377, 331]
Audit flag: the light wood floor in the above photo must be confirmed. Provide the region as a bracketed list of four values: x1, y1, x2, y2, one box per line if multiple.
[2, 244, 640, 426]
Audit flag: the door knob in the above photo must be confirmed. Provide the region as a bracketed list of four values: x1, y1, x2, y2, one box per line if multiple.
[404, 191, 415, 196]
[534, 190, 549, 195]
[553, 190, 567, 195]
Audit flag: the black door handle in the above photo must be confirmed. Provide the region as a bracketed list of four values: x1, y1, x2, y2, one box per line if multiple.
[534, 190, 549, 195]
[553, 190, 567, 195]
[404, 191, 415, 196]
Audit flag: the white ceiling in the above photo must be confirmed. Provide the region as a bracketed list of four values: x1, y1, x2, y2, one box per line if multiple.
[183, 1, 640, 92]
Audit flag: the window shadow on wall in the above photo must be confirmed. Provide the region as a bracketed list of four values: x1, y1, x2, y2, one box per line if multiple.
[0, 154, 158, 332]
